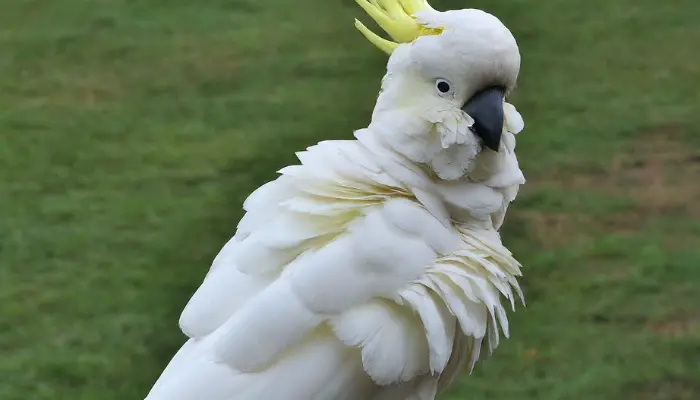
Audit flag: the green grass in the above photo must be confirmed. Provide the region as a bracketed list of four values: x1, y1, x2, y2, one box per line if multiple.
[1, 0, 699, 398]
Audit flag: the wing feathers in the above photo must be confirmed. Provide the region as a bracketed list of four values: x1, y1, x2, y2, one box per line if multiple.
[290, 201, 437, 314]
[211, 279, 323, 372]
[179, 263, 271, 339]
[332, 299, 430, 385]
[397, 286, 455, 374]
[153, 137, 527, 399]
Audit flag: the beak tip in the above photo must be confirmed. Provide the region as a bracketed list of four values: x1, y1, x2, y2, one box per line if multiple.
[486, 139, 501, 152]
[478, 133, 501, 152]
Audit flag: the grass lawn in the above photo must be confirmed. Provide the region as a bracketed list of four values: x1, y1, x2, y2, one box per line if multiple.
[1, 0, 699, 398]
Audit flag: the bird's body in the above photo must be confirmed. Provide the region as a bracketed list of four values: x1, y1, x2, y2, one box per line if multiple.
[146, 1, 528, 399]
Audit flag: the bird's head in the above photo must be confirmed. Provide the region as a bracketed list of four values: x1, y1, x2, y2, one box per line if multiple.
[355, 0, 524, 180]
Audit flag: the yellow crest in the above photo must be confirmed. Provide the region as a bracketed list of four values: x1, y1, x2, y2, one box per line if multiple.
[354, 0, 444, 55]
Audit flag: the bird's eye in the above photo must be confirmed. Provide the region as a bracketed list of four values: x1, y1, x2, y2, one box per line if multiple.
[436, 79, 452, 94]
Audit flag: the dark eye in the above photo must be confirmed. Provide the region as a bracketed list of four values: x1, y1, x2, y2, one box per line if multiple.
[436, 79, 451, 94]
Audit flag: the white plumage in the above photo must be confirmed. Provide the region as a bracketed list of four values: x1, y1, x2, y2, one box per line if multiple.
[146, 4, 527, 400]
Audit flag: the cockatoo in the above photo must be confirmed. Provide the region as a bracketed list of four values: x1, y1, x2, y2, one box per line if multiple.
[145, 0, 527, 399]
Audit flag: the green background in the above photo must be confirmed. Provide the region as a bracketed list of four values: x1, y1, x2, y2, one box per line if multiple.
[1, 0, 699, 398]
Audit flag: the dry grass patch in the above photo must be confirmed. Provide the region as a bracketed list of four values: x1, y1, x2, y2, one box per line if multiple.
[611, 125, 700, 218]
[518, 124, 700, 248]
[514, 211, 587, 249]
[629, 379, 700, 400]
[14, 69, 125, 109]
[161, 36, 239, 80]
[648, 312, 700, 337]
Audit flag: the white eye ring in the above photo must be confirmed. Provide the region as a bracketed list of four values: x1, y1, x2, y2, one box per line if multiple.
[435, 79, 453, 96]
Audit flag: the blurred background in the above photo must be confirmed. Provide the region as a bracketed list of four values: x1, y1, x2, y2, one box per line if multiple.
[1, 0, 699, 398]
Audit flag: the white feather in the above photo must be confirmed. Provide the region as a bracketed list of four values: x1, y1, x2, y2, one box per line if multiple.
[179, 265, 271, 338]
[331, 299, 430, 385]
[397, 286, 455, 374]
[211, 279, 323, 371]
[289, 203, 437, 314]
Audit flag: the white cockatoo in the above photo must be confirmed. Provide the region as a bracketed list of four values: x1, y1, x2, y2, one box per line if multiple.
[145, 0, 527, 399]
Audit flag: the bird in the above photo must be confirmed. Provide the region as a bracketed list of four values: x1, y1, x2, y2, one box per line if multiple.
[145, 0, 527, 399]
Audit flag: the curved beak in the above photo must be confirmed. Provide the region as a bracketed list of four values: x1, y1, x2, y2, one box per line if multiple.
[461, 87, 505, 151]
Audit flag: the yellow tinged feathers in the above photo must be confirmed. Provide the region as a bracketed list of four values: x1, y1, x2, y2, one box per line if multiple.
[354, 19, 400, 54]
[354, 0, 444, 54]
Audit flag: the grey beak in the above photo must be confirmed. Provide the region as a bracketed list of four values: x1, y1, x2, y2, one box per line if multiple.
[461, 87, 505, 151]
